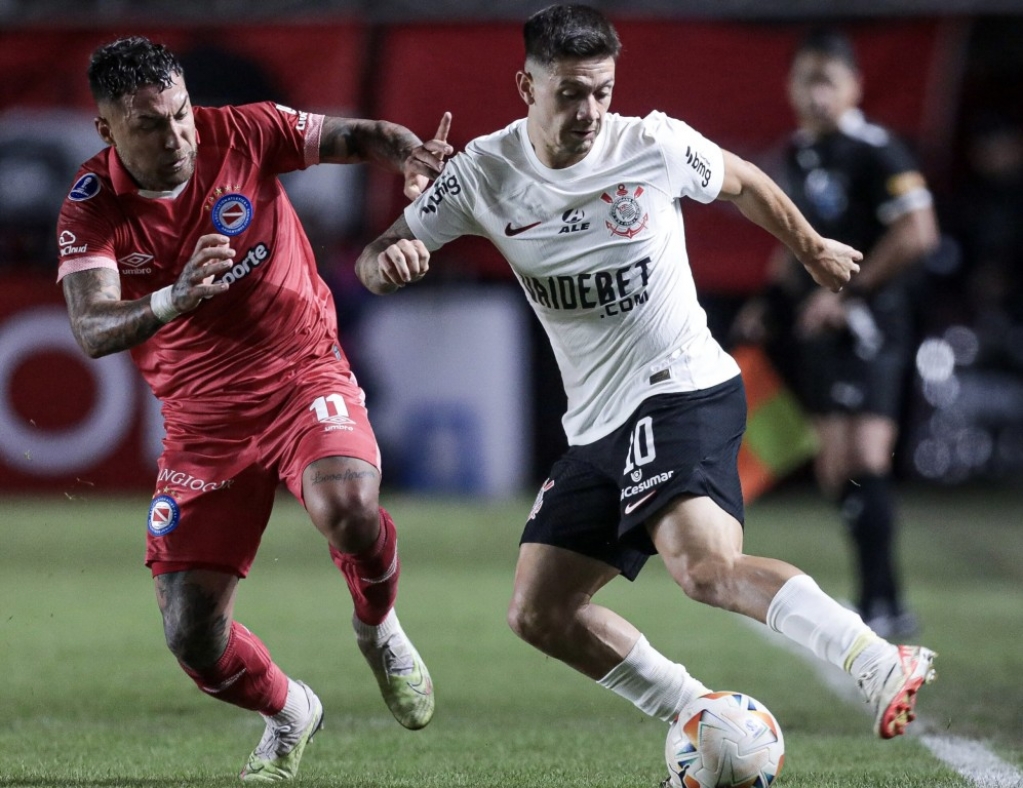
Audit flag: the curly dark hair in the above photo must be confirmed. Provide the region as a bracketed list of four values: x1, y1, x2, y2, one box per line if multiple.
[524, 4, 621, 68]
[88, 36, 184, 103]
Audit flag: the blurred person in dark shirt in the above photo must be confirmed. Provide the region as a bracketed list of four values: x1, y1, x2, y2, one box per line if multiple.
[733, 29, 940, 638]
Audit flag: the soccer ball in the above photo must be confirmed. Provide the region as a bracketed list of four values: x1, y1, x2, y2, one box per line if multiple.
[664, 691, 785, 788]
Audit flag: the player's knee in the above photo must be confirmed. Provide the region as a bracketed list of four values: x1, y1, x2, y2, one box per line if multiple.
[505, 594, 534, 643]
[309, 486, 380, 553]
[671, 554, 735, 608]
[162, 615, 228, 670]
[507, 594, 563, 651]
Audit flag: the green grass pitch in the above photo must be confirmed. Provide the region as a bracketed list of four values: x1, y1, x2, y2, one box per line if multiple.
[1, 484, 1020, 787]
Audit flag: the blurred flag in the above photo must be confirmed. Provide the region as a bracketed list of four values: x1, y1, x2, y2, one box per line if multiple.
[734, 344, 818, 502]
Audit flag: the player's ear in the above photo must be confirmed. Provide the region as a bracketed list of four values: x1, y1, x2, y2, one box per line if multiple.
[850, 73, 864, 106]
[515, 70, 534, 106]
[94, 116, 115, 147]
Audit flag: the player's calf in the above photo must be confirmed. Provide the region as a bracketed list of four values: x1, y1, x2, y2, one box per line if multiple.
[331, 507, 400, 625]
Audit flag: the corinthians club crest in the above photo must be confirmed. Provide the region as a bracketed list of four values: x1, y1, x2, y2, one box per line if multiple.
[601, 183, 648, 239]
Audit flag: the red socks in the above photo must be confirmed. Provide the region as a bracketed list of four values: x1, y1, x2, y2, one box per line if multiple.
[180, 621, 288, 715]
[330, 506, 400, 626]
[179, 509, 400, 714]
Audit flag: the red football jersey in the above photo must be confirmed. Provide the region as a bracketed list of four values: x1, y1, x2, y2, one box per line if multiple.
[56, 102, 346, 416]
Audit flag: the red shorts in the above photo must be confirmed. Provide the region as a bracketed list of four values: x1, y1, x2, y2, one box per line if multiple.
[145, 361, 380, 577]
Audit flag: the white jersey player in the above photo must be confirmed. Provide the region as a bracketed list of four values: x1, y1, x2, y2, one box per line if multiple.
[407, 111, 739, 445]
[357, 3, 937, 765]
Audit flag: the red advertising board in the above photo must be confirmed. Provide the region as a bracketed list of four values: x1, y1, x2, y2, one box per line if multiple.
[0, 275, 156, 492]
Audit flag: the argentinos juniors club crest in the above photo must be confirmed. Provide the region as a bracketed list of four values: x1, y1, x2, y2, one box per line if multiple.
[211, 193, 253, 236]
[601, 184, 648, 239]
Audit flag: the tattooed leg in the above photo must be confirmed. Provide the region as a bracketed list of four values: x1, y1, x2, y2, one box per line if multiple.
[155, 569, 287, 714]
[303, 456, 382, 554]
[155, 569, 238, 668]
[302, 456, 402, 625]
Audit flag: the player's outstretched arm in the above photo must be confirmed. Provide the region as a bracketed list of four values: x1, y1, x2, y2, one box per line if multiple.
[319, 112, 453, 199]
[63, 234, 235, 358]
[717, 149, 862, 292]
[355, 215, 430, 296]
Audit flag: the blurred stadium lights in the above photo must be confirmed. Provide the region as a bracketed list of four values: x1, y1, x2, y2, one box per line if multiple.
[910, 327, 1023, 483]
[3, 0, 1023, 22]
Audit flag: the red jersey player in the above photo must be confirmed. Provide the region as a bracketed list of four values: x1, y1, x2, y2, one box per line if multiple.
[56, 36, 452, 782]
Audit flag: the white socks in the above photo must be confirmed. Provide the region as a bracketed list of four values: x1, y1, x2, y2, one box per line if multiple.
[270, 678, 310, 724]
[352, 608, 399, 645]
[766, 574, 888, 672]
[597, 635, 709, 722]
[595, 576, 894, 722]
[597, 576, 892, 721]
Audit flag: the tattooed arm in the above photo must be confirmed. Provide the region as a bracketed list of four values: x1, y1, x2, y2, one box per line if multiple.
[63, 267, 162, 358]
[318, 117, 421, 167]
[62, 234, 236, 358]
[319, 112, 453, 198]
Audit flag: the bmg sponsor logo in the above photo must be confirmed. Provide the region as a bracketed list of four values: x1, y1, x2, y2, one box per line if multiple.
[419, 174, 462, 214]
[684, 146, 713, 188]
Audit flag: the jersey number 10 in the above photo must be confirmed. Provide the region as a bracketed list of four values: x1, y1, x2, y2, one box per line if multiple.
[623, 416, 657, 474]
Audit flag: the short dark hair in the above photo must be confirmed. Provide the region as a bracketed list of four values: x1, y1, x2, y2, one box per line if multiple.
[88, 36, 184, 104]
[794, 28, 859, 72]
[524, 4, 621, 67]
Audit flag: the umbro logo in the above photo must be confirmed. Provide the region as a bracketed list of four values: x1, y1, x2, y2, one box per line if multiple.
[119, 252, 154, 268]
[504, 220, 541, 237]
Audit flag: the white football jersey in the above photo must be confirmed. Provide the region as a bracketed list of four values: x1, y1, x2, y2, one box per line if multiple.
[405, 111, 741, 445]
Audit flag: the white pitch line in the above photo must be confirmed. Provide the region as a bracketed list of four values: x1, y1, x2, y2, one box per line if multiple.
[746, 619, 1023, 788]
[919, 735, 1023, 788]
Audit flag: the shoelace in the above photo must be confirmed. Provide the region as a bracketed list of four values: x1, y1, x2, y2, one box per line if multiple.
[856, 666, 878, 693]
[380, 639, 414, 676]
[857, 656, 904, 707]
[856, 645, 903, 694]
[253, 722, 297, 759]
[857, 667, 886, 702]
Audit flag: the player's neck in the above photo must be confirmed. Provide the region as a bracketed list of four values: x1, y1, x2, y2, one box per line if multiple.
[525, 124, 593, 170]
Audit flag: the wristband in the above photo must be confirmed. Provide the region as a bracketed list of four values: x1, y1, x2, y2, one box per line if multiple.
[150, 285, 181, 324]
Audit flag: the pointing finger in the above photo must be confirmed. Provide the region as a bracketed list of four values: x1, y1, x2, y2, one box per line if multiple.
[434, 111, 452, 143]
